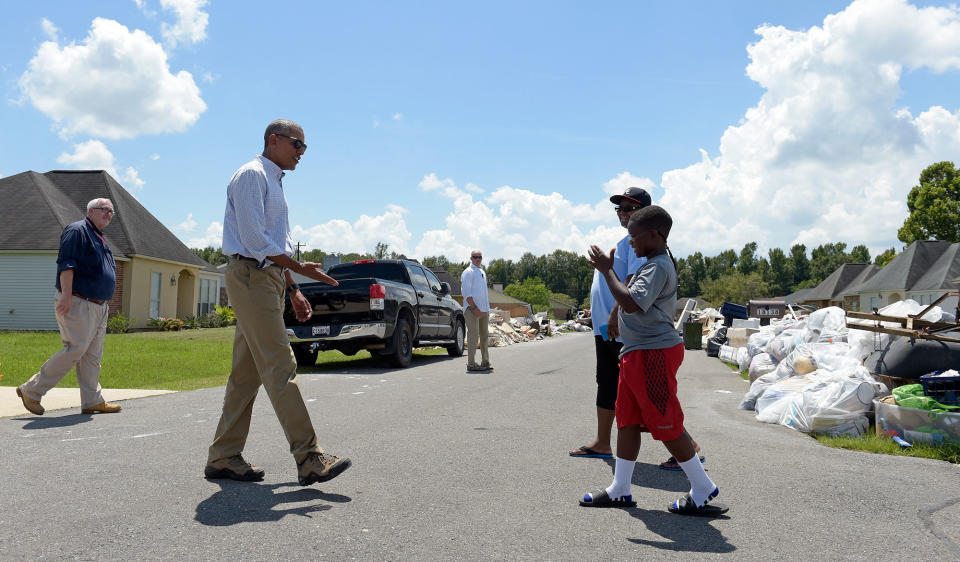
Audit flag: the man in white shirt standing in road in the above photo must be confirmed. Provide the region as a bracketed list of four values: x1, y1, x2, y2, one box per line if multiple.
[461, 250, 492, 372]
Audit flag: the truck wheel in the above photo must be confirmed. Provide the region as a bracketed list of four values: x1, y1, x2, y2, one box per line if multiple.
[291, 343, 318, 367]
[389, 318, 413, 368]
[446, 318, 465, 356]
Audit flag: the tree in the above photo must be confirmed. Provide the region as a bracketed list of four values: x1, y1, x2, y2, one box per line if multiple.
[767, 247, 793, 296]
[850, 244, 871, 263]
[789, 244, 810, 287]
[899, 161, 960, 243]
[699, 272, 770, 307]
[809, 242, 849, 283]
[503, 277, 551, 308]
[192, 246, 227, 266]
[875, 247, 897, 267]
[737, 242, 758, 275]
[373, 242, 390, 259]
[705, 249, 737, 280]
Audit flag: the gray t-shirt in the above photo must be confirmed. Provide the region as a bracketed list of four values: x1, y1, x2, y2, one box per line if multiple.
[618, 252, 683, 356]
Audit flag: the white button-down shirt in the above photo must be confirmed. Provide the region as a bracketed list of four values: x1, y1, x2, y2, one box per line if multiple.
[221, 154, 294, 267]
[460, 263, 490, 312]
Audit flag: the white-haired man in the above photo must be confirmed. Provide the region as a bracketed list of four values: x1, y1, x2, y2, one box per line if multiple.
[17, 198, 122, 416]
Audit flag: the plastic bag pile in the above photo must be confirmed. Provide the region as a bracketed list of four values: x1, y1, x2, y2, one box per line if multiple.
[728, 303, 955, 437]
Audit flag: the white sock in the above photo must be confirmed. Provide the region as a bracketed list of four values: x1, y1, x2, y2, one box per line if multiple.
[604, 457, 635, 499]
[679, 454, 717, 506]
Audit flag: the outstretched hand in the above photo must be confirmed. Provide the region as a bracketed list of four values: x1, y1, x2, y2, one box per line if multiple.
[588, 245, 615, 273]
[300, 262, 339, 286]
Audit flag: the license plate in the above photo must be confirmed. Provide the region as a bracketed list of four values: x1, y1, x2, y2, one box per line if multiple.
[370, 298, 384, 310]
[311, 325, 331, 336]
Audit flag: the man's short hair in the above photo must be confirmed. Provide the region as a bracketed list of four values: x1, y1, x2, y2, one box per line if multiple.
[263, 119, 302, 150]
[628, 205, 673, 240]
[86, 198, 109, 214]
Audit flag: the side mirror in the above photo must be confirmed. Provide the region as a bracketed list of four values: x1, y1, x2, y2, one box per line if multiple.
[440, 282, 451, 294]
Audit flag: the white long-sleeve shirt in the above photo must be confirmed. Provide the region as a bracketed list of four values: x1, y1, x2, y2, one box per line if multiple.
[221, 154, 294, 267]
[460, 264, 490, 312]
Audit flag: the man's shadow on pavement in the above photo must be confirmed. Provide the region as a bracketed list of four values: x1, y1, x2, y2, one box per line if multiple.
[602, 458, 689, 493]
[625, 506, 734, 553]
[195, 480, 351, 526]
[14, 414, 93, 430]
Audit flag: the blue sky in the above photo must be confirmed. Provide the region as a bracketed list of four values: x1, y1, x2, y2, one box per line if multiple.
[3, 0, 960, 262]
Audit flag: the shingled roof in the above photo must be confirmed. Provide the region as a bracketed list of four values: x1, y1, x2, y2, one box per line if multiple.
[855, 240, 960, 293]
[0, 170, 211, 269]
[803, 263, 879, 301]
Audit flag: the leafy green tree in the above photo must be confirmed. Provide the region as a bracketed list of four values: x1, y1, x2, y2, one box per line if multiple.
[767, 247, 793, 296]
[898, 161, 960, 243]
[789, 244, 810, 285]
[514, 252, 540, 284]
[192, 246, 227, 266]
[849, 244, 871, 263]
[737, 242, 758, 275]
[699, 272, 770, 307]
[875, 248, 897, 267]
[809, 242, 849, 283]
[486, 258, 514, 286]
[503, 277, 552, 308]
[373, 242, 390, 259]
[301, 249, 325, 263]
[705, 249, 738, 279]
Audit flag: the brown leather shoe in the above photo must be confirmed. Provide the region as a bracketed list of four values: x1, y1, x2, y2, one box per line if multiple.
[81, 401, 122, 414]
[297, 452, 352, 486]
[205, 455, 265, 482]
[16, 386, 44, 415]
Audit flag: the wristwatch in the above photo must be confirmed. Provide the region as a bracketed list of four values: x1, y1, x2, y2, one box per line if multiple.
[287, 282, 300, 294]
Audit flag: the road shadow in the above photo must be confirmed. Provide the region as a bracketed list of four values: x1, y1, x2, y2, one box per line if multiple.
[625, 506, 734, 553]
[14, 414, 93, 430]
[298, 352, 455, 375]
[195, 480, 352, 526]
[601, 457, 691, 493]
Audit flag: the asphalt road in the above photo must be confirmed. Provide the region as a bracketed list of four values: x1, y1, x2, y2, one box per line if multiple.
[1, 332, 957, 560]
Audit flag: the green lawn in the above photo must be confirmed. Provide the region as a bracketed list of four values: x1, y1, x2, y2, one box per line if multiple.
[0, 328, 449, 391]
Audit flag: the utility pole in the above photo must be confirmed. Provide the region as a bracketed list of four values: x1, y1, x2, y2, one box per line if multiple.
[295, 241, 305, 261]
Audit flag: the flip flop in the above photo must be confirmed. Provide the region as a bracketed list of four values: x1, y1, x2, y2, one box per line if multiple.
[579, 489, 637, 508]
[668, 489, 729, 517]
[658, 454, 706, 471]
[569, 446, 613, 459]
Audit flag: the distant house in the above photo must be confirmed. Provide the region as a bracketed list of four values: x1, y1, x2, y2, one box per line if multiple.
[429, 267, 462, 297]
[782, 288, 814, 306]
[800, 263, 879, 311]
[0, 170, 221, 330]
[487, 287, 534, 318]
[850, 240, 960, 312]
[549, 297, 577, 320]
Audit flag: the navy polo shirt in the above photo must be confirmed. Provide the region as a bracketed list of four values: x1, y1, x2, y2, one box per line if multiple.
[55, 218, 117, 301]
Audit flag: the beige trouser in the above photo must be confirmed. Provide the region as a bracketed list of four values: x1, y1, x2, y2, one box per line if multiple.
[20, 292, 108, 409]
[207, 260, 321, 464]
[465, 308, 489, 367]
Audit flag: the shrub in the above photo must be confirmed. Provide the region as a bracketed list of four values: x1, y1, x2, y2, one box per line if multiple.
[181, 314, 200, 330]
[147, 317, 185, 331]
[214, 305, 236, 326]
[200, 313, 223, 328]
[106, 312, 135, 334]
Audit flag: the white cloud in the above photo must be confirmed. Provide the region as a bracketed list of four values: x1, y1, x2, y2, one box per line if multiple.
[57, 139, 145, 189]
[40, 18, 58, 41]
[19, 17, 206, 140]
[186, 221, 222, 248]
[151, 154, 160, 160]
[603, 171, 656, 197]
[372, 118, 381, 128]
[160, 0, 208, 48]
[174, 213, 197, 232]
[392, 112, 404, 121]
[291, 207, 414, 257]
[657, 0, 960, 257]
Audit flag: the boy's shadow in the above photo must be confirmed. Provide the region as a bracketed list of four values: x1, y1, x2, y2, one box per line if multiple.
[15, 414, 93, 430]
[195, 480, 351, 526]
[602, 458, 689, 493]
[625, 506, 734, 553]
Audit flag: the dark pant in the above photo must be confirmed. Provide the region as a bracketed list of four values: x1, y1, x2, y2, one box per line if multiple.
[594, 335, 623, 410]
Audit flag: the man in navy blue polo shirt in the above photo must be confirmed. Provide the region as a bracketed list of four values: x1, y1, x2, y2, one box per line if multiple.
[17, 198, 123, 416]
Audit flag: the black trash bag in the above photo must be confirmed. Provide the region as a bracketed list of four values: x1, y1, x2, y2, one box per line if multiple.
[705, 327, 728, 357]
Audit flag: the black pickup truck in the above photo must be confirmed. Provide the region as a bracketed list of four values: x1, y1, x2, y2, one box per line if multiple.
[284, 259, 465, 368]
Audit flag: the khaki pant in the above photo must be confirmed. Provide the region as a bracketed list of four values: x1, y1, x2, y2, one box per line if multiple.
[207, 260, 321, 464]
[20, 293, 108, 409]
[465, 308, 489, 367]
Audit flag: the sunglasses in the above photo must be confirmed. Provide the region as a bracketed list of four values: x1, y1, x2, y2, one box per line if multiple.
[615, 205, 640, 214]
[471, 255, 482, 259]
[275, 133, 307, 151]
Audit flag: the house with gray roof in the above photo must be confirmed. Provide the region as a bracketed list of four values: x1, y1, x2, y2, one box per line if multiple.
[799, 263, 880, 311]
[849, 240, 960, 312]
[0, 170, 221, 329]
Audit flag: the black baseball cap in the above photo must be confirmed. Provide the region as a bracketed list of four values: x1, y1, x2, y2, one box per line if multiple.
[609, 186, 652, 207]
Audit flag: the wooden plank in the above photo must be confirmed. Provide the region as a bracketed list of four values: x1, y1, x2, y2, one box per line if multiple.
[844, 321, 960, 344]
[846, 310, 960, 331]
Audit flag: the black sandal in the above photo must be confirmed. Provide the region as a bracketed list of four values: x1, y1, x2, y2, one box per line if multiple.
[579, 489, 637, 508]
[668, 489, 728, 516]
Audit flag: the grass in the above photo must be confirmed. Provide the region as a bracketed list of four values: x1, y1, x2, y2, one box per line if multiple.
[0, 328, 452, 391]
[816, 431, 960, 464]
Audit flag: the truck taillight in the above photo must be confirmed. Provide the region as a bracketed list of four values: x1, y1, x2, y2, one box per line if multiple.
[354, 259, 376, 264]
[369, 284, 386, 299]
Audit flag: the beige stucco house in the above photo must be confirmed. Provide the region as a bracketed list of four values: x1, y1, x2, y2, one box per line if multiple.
[0, 170, 221, 330]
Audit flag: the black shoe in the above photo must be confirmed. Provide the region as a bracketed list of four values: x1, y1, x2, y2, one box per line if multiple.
[204, 455, 265, 481]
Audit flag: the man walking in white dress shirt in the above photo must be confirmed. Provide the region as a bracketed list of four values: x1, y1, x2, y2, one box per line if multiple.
[460, 249, 492, 372]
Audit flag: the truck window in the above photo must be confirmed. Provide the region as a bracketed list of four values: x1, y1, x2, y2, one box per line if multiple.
[423, 268, 443, 293]
[327, 263, 408, 284]
[405, 264, 432, 292]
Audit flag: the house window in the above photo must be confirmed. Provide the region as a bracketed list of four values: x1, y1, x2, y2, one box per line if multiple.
[150, 272, 162, 318]
[869, 296, 879, 311]
[197, 279, 217, 316]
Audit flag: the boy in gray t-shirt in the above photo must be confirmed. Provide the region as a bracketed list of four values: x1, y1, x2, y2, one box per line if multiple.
[579, 205, 727, 517]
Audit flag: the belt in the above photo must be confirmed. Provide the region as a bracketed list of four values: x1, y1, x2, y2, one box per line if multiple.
[231, 254, 281, 268]
[72, 292, 106, 305]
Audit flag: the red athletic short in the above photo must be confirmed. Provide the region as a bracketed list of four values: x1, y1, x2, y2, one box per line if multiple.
[615, 343, 685, 441]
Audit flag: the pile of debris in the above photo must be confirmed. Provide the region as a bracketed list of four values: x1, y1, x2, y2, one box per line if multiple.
[485, 310, 590, 347]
